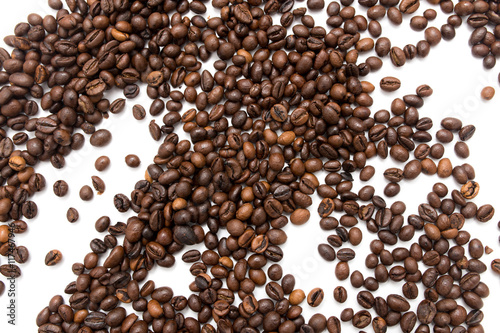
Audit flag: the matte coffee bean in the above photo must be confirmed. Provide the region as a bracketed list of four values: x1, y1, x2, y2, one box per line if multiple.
[53, 180, 69, 197]
[481, 86, 495, 100]
[67, 207, 79, 223]
[380, 77, 401, 92]
[333, 286, 347, 303]
[318, 244, 336, 261]
[90, 129, 112, 147]
[91, 176, 106, 194]
[95, 156, 110, 171]
[45, 250, 63, 266]
[79, 185, 94, 201]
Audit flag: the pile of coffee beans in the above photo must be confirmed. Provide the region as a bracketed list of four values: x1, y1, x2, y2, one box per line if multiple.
[0, 0, 495, 332]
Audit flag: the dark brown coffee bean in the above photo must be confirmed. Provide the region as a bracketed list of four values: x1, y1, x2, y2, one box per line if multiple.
[318, 243, 336, 261]
[90, 129, 112, 147]
[95, 156, 110, 171]
[79, 185, 94, 201]
[67, 207, 79, 223]
[125, 154, 141, 168]
[352, 310, 371, 328]
[91, 176, 106, 194]
[53, 180, 69, 197]
[380, 77, 401, 92]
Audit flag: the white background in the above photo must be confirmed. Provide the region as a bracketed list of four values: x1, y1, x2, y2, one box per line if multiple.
[0, 0, 499, 332]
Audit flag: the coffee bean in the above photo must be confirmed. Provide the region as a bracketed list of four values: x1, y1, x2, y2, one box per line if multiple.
[0, 264, 21, 278]
[53, 180, 69, 197]
[95, 216, 110, 233]
[352, 310, 371, 328]
[132, 104, 146, 120]
[390, 47, 406, 67]
[380, 76, 401, 92]
[461, 181, 479, 199]
[455, 142, 470, 158]
[79, 185, 94, 201]
[476, 204, 494, 222]
[459, 125, 476, 141]
[90, 129, 112, 147]
[91, 176, 106, 194]
[95, 156, 110, 171]
[125, 154, 141, 168]
[481, 86, 495, 100]
[307, 288, 324, 307]
[45, 250, 63, 266]
[290, 208, 310, 225]
[335, 262, 350, 280]
[326, 316, 341, 333]
[491, 259, 500, 274]
[337, 248, 356, 261]
[67, 207, 79, 223]
[333, 286, 347, 303]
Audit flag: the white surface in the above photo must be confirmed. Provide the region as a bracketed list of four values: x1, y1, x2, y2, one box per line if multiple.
[0, 0, 499, 332]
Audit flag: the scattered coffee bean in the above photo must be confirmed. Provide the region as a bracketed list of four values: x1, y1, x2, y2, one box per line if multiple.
[307, 288, 324, 307]
[380, 77, 401, 92]
[79, 185, 94, 201]
[45, 250, 62, 266]
[91, 176, 105, 195]
[125, 154, 141, 168]
[481, 86, 495, 100]
[333, 286, 347, 303]
[53, 180, 68, 197]
[66, 207, 79, 223]
[95, 156, 110, 171]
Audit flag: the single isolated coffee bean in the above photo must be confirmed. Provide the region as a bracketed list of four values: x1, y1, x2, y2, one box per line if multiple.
[91, 176, 105, 194]
[66, 207, 79, 223]
[307, 288, 324, 307]
[95, 156, 110, 171]
[481, 86, 495, 100]
[380, 77, 401, 92]
[45, 250, 63, 266]
[79, 185, 94, 201]
[125, 154, 141, 168]
[53, 180, 69, 197]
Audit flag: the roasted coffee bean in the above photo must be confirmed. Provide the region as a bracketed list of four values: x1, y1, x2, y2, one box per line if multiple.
[125, 154, 141, 168]
[80, 185, 94, 201]
[67, 207, 79, 223]
[91, 176, 106, 194]
[90, 129, 112, 147]
[307, 288, 324, 307]
[95, 156, 111, 171]
[337, 248, 356, 261]
[352, 310, 371, 328]
[491, 259, 500, 274]
[53, 180, 69, 197]
[318, 244, 336, 261]
[45, 250, 63, 266]
[481, 86, 495, 100]
[461, 181, 479, 199]
[380, 77, 401, 92]
[333, 286, 347, 303]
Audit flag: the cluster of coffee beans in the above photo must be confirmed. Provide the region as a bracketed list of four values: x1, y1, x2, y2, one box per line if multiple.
[0, 0, 495, 332]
